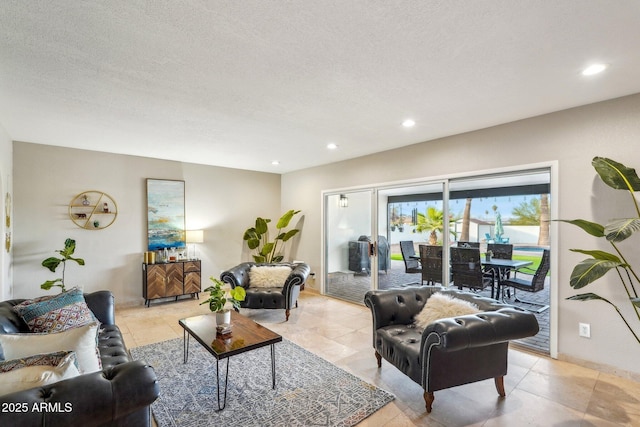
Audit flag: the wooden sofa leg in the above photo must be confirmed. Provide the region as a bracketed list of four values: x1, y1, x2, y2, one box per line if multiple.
[285, 309, 290, 321]
[375, 351, 382, 368]
[424, 391, 434, 413]
[494, 376, 506, 397]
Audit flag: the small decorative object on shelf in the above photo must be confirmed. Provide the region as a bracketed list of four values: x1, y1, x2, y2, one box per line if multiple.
[69, 191, 117, 230]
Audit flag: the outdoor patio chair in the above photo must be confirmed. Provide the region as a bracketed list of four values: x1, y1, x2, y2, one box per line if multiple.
[400, 241, 421, 274]
[419, 244, 443, 285]
[450, 247, 494, 294]
[487, 243, 514, 281]
[502, 249, 550, 313]
[457, 241, 480, 248]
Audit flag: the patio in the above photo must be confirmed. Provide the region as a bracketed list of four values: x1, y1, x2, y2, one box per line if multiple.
[326, 258, 550, 354]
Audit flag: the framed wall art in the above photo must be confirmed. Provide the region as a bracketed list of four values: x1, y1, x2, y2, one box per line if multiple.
[146, 179, 186, 251]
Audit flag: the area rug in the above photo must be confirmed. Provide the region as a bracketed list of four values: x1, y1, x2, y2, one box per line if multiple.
[130, 337, 394, 427]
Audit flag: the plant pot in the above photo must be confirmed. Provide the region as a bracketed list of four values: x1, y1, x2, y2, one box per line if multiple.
[216, 310, 231, 326]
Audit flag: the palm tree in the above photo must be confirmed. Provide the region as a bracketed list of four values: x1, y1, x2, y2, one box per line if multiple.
[460, 198, 472, 241]
[538, 194, 550, 246]
[415, 206, 458, 245]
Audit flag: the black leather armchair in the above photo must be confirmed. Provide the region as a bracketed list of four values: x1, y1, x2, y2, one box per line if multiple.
[221, 262, 310, 321]
[364, 286, 539, 413]
[0, 291, 160, 427]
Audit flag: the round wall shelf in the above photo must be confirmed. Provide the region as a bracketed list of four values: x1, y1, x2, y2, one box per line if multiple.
[69, 191, 118, 230]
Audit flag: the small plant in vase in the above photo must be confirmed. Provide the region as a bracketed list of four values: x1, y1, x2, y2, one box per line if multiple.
[201, 277, 246, 327]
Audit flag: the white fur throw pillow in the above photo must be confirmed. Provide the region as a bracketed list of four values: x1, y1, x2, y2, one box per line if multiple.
[414, 293, 480, 329]
[249, 265, 292, 288]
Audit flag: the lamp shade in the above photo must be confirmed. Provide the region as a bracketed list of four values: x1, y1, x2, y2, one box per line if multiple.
[186, 229, 204, 243]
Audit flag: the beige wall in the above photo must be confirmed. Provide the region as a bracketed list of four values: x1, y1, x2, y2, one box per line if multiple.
[12, 142, 281, 305]
[282, 93, 640, 376]
[6, 93, 640, 376]
[0, 122, 12, 301]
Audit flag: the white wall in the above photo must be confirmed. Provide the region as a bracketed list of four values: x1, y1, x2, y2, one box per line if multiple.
[12, 142, 281, 306]
[0, 122, 12, 300]
[281, 93, 640, 376]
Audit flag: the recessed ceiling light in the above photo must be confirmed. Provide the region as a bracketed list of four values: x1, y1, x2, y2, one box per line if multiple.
[327, 143, 338, 150]
[582, 63, 608, 76]
[271, 160, 280, 165]
[402, 119, 415, 128]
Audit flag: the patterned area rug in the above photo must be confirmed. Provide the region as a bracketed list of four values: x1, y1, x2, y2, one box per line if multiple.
[131, 337, 394, 426]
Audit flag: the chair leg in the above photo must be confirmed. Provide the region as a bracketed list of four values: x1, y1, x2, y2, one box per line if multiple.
[424, 391, 434, 413]
[494, 376, 506, 397]
[285, 309, 290, 321]
[375, 351, 382, 368]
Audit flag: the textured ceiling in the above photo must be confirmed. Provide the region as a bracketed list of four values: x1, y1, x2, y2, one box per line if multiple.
[1, 1, 640, 173]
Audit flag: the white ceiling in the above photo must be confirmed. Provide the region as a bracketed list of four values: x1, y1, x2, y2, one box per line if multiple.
[1, 1, 640, 174]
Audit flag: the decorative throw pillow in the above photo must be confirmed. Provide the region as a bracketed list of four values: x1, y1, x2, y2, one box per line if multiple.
[0, 321, 101, 374]
[249, 265, 292, 288]
[414, 293, 481, 329]
[0, 351, 80, 396]
[13, 287, 97, 333]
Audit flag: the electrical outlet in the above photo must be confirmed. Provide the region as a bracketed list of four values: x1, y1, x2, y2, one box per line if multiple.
[579, 322, 591, 338]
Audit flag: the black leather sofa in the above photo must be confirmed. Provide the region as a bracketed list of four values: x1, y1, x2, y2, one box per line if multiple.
[221, 262, 310, 321]
[0, 291, 160, 427]
[364, 286, 539, 413]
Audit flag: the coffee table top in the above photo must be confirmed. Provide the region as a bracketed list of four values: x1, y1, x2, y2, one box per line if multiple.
[179, 311, 282, 359]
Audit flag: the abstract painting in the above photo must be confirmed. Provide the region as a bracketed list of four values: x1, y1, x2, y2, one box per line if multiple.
[146, 179, 186, 251]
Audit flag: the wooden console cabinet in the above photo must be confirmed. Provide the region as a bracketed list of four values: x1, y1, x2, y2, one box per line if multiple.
[142, 260, 201, 307]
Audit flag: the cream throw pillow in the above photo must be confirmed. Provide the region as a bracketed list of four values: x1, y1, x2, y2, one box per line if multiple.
[0, 322, 101, 374]
[249, 265, 292, 288]
[0, 351, 80, 396]
[414, 293, 480, 329]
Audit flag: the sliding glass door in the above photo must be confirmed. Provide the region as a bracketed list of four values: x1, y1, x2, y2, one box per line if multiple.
[324, 190, 376, 304]
[321, 166, 553, 355]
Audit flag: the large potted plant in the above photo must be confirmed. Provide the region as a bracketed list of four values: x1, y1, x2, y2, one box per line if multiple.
[41, 238, 85, 292]
[243, 209, 301, 263]
[201, 277, 246, 325]
[559, 157, 640, 344]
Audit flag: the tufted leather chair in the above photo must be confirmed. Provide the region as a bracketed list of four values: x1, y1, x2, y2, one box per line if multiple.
[220, 262, 310, 321]
[0, 291, 160, 427]
[364, 286, 539, 413]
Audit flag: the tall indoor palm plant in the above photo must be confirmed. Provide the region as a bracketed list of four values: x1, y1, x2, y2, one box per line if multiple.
[559, 157, 640, 344]
[243, 209, 301, 263]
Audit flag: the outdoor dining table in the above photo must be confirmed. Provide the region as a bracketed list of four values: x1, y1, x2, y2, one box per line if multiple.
[482, 258, 532, 300]
[409, 255, 532, 300]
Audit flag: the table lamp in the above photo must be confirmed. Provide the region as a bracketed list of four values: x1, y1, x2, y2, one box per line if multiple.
[186, 229, 204, 260]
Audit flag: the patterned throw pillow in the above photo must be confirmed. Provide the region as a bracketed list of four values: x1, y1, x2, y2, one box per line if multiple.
[0, 322, 101, 374]
[0, 351, 80, 396]
[414, 293, 481, 329]
[13, 288, 97, 333]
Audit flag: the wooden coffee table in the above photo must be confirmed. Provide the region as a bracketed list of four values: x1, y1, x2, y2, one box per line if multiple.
[179, 310, 282, 410]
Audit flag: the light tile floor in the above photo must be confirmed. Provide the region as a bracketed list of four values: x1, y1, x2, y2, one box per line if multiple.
[117, 291, 640, 426]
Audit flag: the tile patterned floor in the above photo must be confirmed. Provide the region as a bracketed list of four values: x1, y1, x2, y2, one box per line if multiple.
[117, 291, 640, 426]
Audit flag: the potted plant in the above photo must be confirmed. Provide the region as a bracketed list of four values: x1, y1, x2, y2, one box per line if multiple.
[201, 277, 246, 325]
[41, 238, 85, 292]
[559, 157, 640, 344]
[243, 209, 301, 263]
[485, 250, 493, 262]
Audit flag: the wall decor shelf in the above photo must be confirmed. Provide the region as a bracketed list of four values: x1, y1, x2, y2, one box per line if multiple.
[69, 191, 118, 230]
